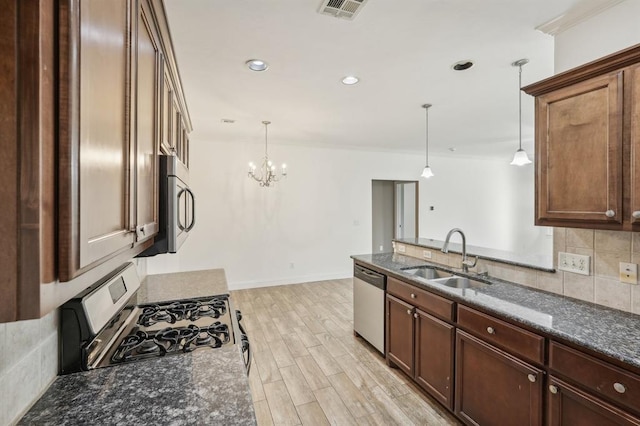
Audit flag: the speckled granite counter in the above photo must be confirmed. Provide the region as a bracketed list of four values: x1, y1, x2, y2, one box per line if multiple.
[19, 346, 255, 425]
[394, 237, 554, 272]
[19, 268, 257, 426]
[353, 253, 640, 370]
[138, 268, 228, 303]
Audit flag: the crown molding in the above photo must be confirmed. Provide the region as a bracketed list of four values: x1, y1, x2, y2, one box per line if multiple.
[536, 0, 625, 36]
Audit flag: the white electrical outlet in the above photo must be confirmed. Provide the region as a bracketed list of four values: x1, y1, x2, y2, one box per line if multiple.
[423, 250, 432, 259]
[557, 252, 590, 276]
[379, 245, 384, 252]
[620, 262, 638, 284]
[397, 244, 406, 253]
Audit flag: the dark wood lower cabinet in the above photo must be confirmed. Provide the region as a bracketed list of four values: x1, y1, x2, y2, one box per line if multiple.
[455, 330, 543, 426]
[386, 294, 414, 376]
[548, 377, 640, 426]
[415, 309, 455, 410]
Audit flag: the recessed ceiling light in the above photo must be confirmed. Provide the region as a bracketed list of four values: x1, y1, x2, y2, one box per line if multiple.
[342, 75, 360, 85]
[221, 119, 236, 124]
[246, 59, 268, 72]
[452, 60, 474, 71]
[448, 147, 456, 152]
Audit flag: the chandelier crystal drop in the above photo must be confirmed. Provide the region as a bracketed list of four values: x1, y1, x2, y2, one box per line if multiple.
[248, 121, 287, 187]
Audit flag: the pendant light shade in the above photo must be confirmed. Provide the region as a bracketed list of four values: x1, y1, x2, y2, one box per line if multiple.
[421, 166, 434, 178]
[421, 103, 434, 179]
[510, 59, 532, 166]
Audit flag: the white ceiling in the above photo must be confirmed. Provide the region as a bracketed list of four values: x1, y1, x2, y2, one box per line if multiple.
[165, 0, 589, 159]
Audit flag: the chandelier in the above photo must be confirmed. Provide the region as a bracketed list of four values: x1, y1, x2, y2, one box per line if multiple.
[248, 121, 287, 187]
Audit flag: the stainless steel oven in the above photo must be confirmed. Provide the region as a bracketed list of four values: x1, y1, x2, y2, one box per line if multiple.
[139, 155, 195, 257]
[60, 262, 251, 374]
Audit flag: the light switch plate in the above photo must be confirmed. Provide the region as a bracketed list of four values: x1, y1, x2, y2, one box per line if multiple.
[558, 252, 590, 276]
[423, 250, 432, 259]
[620, 262, 638, 284]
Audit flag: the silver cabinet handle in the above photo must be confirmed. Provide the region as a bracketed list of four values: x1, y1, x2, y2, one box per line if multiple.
[413, 313, 418, 319]
[633, 211, 640, 219]
[407, 309, 412, 315]
[410, 293, 416, 299]
[527, 374, 536, 383]
[487, 327, 495, 335]
[549, 385, 558, 394]
[605, 210, 615, 218]
[614, 382, 626, 394]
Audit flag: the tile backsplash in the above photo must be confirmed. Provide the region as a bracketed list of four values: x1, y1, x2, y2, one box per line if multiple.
[0, 311, 59, 425]
[396, 228, 640, 315]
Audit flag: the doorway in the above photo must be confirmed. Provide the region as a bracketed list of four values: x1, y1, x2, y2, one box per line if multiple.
[372, 180, 419, 253]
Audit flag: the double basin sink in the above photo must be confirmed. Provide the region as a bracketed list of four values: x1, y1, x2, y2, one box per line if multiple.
[401, 266, 489, 289]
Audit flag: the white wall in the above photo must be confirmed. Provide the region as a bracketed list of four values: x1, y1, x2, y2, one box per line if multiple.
[147, 133, 549, 288]
[554, 0, 640, 72]
[418, 156, 550, 255]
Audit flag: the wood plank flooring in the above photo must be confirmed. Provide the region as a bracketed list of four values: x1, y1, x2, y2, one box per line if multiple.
[232, 278, 460, 426]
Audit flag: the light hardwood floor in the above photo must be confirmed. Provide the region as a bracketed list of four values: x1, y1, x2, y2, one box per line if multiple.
[232, 278, 461, 426]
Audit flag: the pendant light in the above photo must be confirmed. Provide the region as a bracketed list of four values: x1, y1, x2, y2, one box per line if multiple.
[421, 103, 434, 178]
[510, 59, 532, 166]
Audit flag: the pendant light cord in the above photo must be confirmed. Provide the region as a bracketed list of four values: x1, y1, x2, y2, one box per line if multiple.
[518, 64, 522, 151]
[425, 106, 429, 166]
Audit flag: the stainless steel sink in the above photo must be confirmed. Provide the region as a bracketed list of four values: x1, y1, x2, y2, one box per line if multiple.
[401, 267, 452, 280]
[429, 276, 489, 289]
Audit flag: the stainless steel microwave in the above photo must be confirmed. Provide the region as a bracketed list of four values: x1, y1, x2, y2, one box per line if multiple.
[138, 155, 195, 257]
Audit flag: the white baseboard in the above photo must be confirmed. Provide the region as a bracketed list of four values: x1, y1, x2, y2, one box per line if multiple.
[229, 272, 352, 290]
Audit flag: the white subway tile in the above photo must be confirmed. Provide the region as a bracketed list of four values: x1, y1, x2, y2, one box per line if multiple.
[40, 333, 58, 389]
[563, 273, 595, 303]
[566, 228, 594, 249]
[595, 230, 631, 253]
[594, 277, 632, 312]
[2, 347, 41, 425]
[0, 322, 7, 377]
[5, 318, 40, 370]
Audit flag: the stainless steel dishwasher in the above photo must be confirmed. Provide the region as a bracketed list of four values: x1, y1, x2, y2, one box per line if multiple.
[353, 264, 386, 354]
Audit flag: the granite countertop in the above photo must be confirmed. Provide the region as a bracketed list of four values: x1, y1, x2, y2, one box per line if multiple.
[352, 253, 640, 370]
[394, 237, 555, 272]
[20, 269, 257, 426]
[19, 347, 255, 426]
[137, 268, 228, 303]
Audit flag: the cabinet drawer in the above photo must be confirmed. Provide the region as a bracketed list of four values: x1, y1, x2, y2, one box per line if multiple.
[387, 277, 454, 322]
[549, 341, 640, 414]
[457, 305, 544, 364]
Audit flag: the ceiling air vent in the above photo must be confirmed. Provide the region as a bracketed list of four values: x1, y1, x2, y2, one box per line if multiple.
[318, 0, 368, 21]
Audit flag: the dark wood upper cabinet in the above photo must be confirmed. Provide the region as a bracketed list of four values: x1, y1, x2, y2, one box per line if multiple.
[133, 0, 160, 243]
[58, 0, 136, 281]
[524, 44, 640, 230]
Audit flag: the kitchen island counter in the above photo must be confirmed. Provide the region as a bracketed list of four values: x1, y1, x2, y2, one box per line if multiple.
[353, 253, 640, 371]
[19, 268, 256, 426]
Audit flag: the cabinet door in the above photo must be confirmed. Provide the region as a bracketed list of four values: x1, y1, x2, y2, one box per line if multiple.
[548, 377, 640, 426]
[415, 309, 455, 410]
[536, 72, 623, 226]
[59, 0, 134, 281]
[160, 67, 173, 154]
[630, 64, 640, 225]
[386, 294, 414, 376]
[133, 1, 159, 243]
[455, 330, 543, 426]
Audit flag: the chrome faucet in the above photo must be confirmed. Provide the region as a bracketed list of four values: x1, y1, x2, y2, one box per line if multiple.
[441, 228, 478, 273]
